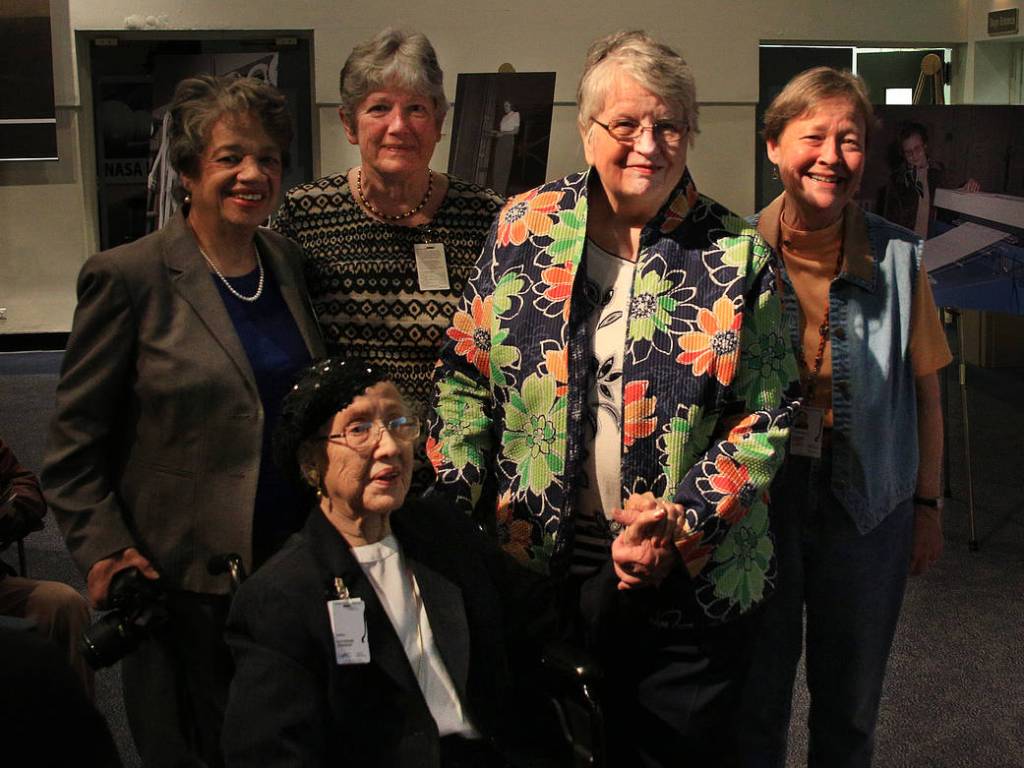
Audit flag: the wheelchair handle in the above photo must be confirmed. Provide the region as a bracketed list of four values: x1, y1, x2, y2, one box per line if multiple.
[208, 553, 247, 593]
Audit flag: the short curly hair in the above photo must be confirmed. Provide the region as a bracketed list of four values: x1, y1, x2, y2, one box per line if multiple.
[577, 30, 699, 146]
[338, 28, 448, 132]
[167, 73, 293, 177]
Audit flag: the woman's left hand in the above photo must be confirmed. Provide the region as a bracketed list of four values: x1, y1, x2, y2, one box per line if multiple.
[610, 492, 682, 590]
[910, 507, 943, 575]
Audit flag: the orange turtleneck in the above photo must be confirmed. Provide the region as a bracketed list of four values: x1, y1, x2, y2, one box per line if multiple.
[779, 215, 843, 426]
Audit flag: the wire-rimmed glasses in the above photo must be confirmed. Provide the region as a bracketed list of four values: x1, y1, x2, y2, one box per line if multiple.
[591, 118, 686, 146]
[317, 415, 421, 453]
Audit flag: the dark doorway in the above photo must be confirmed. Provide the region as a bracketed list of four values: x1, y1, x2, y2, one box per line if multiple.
[0, 0, 57, 161]
[857, 50, 948, 106]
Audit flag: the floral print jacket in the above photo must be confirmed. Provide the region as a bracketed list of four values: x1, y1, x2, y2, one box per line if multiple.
[428, 169, 799, 622]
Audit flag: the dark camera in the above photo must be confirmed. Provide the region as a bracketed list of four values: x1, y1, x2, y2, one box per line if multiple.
[82, 567, 167, 669]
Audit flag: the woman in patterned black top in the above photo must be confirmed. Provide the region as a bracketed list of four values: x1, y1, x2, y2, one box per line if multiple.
[273, 29, 502, 489]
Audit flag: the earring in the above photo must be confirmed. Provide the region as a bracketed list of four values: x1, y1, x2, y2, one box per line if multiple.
[306, 469, 322, 498]
[771, 165, 780, 181]
[183, 192, 192, 205]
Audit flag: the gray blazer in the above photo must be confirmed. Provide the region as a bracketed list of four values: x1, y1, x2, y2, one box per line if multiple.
[42, 212, 325, 593]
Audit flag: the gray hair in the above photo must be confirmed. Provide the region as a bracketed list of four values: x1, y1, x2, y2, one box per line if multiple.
[339, 28, 448, 130]
[167, 73, 292, 177]
[577, 30, 699, 145]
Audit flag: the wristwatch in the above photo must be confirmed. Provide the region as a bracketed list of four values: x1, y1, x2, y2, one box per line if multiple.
[913, 495, 943, 510]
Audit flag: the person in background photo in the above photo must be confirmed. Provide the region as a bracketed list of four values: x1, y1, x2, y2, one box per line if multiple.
[882, 120, 981, 239]
[272, 28, 504, 492]
[223, 358, 559, 768]
[489, 99, 521, 195]
[429, 30, 798, 767]
[42, 74, 324, 767]
[737, 68, 952, 768]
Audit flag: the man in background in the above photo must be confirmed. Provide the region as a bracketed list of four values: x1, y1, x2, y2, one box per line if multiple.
[883, 121, 980, 238]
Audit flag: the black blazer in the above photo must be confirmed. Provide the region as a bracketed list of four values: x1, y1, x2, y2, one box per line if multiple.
[222, 499, 554, 768]
[42, 212, 324, 592]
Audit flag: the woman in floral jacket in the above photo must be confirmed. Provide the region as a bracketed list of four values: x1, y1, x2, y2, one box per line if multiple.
[429, 31, 798, 767]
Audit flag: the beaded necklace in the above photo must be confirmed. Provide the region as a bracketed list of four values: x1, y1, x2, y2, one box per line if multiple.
[356, 168, 433, 222]
[774, 220, 845, 401]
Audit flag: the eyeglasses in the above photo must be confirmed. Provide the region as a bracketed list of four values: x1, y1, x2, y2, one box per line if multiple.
[591, 118, 686, 146]
[318, 415, 421, 452]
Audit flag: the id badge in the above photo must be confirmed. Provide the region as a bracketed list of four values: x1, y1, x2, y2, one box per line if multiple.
[414, 243, 450, 291]
[790, 405, 824, 459]
[327, 598, 370, 665]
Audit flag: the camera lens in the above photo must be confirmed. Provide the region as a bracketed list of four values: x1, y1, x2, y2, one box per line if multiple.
[80, 567, 166, 669]
[82, 611, 144, 669]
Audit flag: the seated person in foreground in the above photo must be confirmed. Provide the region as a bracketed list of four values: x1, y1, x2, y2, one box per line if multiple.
[0, 624, 120, 767]
[1, 435, 92, 697]
[222, 358, 558, 768]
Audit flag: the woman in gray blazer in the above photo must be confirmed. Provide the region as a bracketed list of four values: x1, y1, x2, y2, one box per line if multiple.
[42, 74, 324, 768]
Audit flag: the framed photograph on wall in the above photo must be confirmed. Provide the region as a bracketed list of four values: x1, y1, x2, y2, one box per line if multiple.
[448, 72, 556, 197]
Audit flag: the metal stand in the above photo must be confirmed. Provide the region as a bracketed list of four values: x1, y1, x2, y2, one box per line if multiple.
[940, 327, 953, 498]
[913, 53, 946, 105]
[953, 311, 979, 551]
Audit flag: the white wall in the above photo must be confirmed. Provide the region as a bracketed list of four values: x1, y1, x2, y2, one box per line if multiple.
[967, 0, 1024, 42]
[961, 0, 1024, 101]
[974, 40, 1016, 101]
[0, 0, 91, 334]
[0, 0, 970, 333]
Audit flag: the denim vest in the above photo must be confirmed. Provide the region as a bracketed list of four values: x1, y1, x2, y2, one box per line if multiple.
[756, 196, 919, 534]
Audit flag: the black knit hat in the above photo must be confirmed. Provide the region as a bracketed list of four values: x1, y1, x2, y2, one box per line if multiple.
[273, 357, 388, 489]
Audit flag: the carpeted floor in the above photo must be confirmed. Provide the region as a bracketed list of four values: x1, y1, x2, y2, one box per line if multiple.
[1, 348, 1022, 767]
[782, 360, 1024, 767]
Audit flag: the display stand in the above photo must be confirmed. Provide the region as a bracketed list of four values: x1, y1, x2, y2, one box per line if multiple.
[927, 189, 1024, 550]
[950, 310, 979, 551]
[913, 53, 945, 105]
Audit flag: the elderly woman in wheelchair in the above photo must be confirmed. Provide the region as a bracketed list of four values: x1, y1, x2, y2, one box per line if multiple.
[222, 357, 563, 767]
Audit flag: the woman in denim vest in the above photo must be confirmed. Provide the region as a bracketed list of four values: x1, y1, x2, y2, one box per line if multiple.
[737, 68, 952, 768]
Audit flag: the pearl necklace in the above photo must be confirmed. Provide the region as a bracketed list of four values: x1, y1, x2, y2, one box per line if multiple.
[200, 243, 264, 302]
[356, 168, 433, 221]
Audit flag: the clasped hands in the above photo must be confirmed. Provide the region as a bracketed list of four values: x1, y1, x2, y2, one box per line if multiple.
[610, 492, 683, 591]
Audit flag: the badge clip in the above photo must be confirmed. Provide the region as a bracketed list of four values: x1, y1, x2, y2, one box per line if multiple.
[333, 576, 351, 603]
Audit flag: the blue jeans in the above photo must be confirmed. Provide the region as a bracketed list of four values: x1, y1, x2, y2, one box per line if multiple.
[737, 451, 914, 768]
